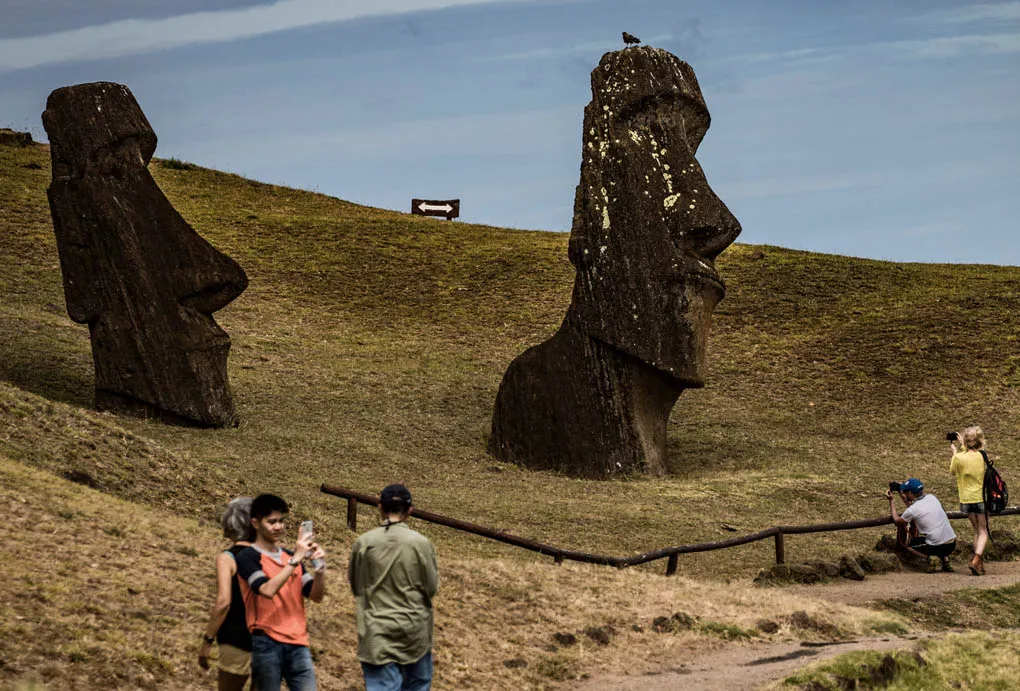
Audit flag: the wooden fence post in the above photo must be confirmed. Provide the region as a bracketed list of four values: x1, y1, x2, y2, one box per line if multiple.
[774, 531, 785, 565]
[665, 554, 679, 576]
[346, 498, 358, 531]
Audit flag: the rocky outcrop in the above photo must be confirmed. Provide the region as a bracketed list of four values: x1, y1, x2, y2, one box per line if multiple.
[0, 128, 33, 147]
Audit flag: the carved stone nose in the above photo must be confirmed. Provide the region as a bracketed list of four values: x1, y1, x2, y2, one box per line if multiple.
[683, 190, 742, 261]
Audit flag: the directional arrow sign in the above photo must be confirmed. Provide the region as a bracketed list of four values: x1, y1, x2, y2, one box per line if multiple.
[419, 202, 453, 213]
[411, 198, 460, 220]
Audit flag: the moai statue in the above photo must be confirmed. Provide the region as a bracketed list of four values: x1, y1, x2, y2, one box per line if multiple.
[489, 47, 741, 478]
[43, 82, 248, 427]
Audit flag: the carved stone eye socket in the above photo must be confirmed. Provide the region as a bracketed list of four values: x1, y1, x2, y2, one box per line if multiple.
[97, 137, 144, 177]
[617, 95, 710, 152]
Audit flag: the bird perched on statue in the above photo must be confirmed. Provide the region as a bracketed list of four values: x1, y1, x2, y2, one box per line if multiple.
[622, 32, 641, 46]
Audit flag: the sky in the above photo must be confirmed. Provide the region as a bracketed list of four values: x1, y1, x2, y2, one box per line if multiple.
[1, 0, 1018, 264]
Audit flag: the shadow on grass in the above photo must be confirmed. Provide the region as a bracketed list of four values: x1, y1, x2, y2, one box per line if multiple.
[0, 334, 93, 409]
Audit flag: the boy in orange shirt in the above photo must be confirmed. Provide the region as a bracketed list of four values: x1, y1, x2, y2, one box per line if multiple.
[236, 494, 327, 690]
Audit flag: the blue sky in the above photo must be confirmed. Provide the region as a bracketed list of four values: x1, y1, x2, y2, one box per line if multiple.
[1, 0, 1018, 264]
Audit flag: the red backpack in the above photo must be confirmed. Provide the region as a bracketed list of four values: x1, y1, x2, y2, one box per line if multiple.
[980, 450, 1009, 515]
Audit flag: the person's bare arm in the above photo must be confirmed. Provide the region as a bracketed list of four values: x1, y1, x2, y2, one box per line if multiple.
[198, 552, 235, 669]
[887, 490, 908, 527]
[258, 536, 311, 599]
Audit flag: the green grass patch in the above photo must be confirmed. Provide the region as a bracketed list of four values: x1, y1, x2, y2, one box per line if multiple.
[158, 157, 198, 171]
[865, 619, 911, 636]
[700, 621, 758, 641]
[879, 582, 1020, 630]
[781, 632, 1020, 690]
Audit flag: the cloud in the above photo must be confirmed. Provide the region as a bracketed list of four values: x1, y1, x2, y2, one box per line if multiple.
[888, 31, 1020, 58]
[719, 158, 1013, 201]
[247, 105, 579, 160]
[0, 0, 531, 73]
[720, 31, 1020, 70]
[485, 34, 673, 62]
[915, 1, 1020, 25]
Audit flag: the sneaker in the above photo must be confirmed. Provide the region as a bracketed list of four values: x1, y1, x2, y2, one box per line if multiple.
[941, 558, 954, 572]
[927, 557, 939, 573]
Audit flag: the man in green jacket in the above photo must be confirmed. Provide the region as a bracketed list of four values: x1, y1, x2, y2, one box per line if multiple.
[349, 484, 439, 691]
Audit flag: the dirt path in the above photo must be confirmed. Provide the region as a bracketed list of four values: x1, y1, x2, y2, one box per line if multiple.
[787, 558, 1020, 606]
[573, 634, 942, 691]
[575, 561, 1020, 690]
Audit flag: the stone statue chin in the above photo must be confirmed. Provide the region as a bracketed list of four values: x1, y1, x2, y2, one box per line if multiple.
[489, 47, 741, 478]
[44, 82, 248, 427]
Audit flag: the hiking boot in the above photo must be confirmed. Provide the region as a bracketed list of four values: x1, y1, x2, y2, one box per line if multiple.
[927, 557, 939, 573]
[969, 554, 985, 576]
[940, 558, 954, 572]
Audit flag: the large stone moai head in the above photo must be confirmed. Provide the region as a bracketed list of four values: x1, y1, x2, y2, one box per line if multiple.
[489, 47, 740, 478]
[566, 47, 741, 385]
[43, 82, 248, 427]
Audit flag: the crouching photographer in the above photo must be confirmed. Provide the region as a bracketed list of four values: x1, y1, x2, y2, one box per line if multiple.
[887, 477, 957, 573]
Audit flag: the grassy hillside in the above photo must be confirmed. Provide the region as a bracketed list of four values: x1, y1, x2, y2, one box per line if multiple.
[0, 137, 1018, 687]
[4, 139, 1020, 567]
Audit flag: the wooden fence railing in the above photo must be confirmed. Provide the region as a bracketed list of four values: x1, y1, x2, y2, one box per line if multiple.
[320, 484, 1020, 576]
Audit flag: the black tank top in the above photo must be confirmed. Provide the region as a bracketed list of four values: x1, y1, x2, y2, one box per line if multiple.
[216, 545, 252, 651]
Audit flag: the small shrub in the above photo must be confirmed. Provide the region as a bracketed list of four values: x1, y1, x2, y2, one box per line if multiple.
[161, 157, 197, 171]
[866, 619, 909, 636]
[652, 611, 697, 633]
[699, 621, 755, 641]
[532, 655, 576, 681]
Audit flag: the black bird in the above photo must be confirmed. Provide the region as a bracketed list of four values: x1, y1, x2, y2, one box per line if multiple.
[622, 32, 641, 46]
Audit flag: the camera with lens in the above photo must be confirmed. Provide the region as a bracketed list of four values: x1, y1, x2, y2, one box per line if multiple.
[946, 431, 959, 441]
[888, 481, 902, 492]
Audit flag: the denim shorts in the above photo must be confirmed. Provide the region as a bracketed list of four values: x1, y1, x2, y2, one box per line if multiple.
[960, 502, 986, 514]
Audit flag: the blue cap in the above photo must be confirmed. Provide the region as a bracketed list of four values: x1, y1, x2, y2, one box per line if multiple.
[901, 478, 924, 494]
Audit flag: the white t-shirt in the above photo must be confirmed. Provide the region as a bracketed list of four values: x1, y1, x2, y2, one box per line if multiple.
[900, 493, 956, 546]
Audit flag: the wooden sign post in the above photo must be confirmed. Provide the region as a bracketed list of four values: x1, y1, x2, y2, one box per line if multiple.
[411, 198, 460, 221]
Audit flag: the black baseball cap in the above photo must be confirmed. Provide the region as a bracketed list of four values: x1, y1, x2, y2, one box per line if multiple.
[380, 484, 412, 510]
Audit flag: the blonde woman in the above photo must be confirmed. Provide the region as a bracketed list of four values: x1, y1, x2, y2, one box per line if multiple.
[949, 426, 989, 575]
[199, 497, 255, 690]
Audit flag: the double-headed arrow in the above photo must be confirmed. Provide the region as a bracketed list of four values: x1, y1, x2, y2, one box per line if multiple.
[418, 202, 454, 214]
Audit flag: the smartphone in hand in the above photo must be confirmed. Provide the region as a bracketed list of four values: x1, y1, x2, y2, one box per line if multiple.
[300, 520, 314, 541]
[299, 520, 325, 572]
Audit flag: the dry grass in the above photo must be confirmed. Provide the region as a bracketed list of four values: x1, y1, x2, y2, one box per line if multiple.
[0, 453, 903, 690]
[1, 139, 1018, 688]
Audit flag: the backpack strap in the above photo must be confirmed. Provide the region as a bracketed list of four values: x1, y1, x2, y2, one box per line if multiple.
[980, 450, 993, 528]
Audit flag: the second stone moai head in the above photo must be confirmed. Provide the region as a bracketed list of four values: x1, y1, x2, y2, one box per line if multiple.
[489, 47, 741, 478]
[566, 47, 741, 385]
[43, 82, 248, 427]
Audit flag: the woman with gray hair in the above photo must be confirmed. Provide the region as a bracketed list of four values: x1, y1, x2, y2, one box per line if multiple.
[199, 497, 255, 689]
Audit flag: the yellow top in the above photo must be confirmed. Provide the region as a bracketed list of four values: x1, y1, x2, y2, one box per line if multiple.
[950, 450, 986, 504]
